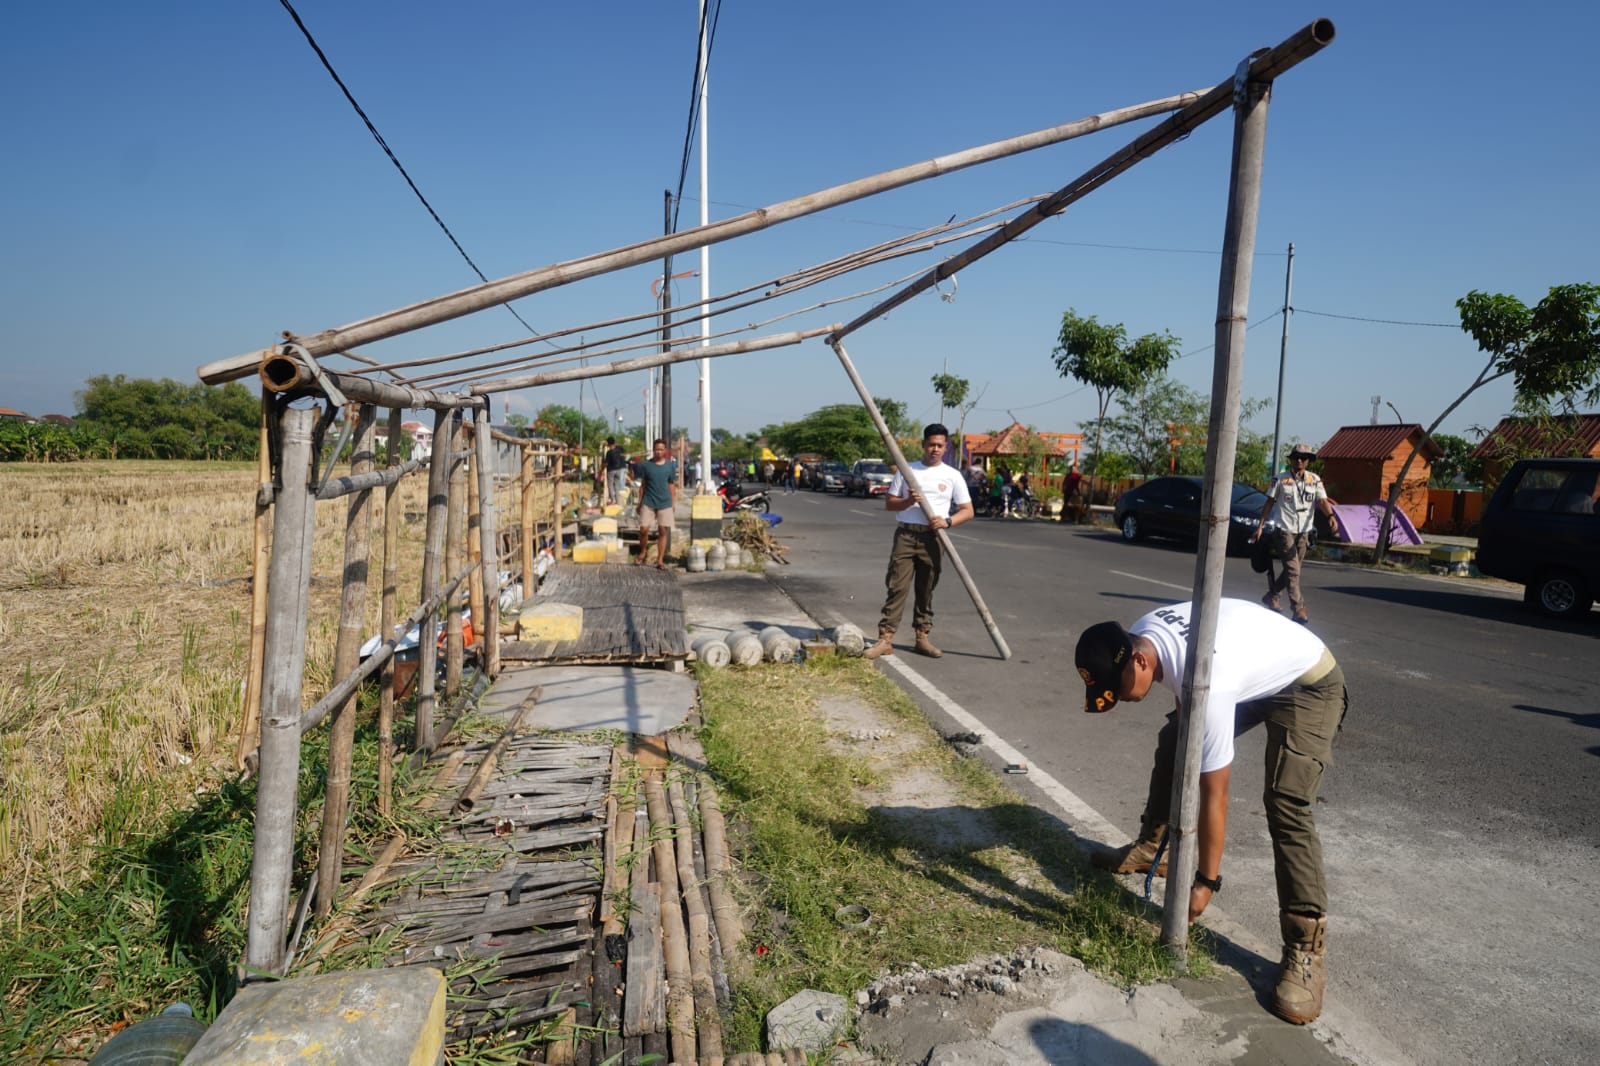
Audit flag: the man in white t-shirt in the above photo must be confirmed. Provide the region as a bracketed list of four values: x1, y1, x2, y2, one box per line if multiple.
[1074, 598, 1348, 1026]
[862, 424, 974, 659]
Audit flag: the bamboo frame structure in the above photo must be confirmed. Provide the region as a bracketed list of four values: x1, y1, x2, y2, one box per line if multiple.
[220, 12, 1335, 1007]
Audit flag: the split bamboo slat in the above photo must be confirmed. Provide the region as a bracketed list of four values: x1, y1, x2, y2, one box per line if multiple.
[622, 808, 663, 1038]
[234, 401, 272, 770]
[444, 418, 467, 697]
[667, 774, 723, 1061]
[643, 774, 696, 1064]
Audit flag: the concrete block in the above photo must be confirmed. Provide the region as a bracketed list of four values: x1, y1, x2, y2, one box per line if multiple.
[690, 493, 724, 547]
[602, 504, 623, 516]
[592, 516, 619, 542]
[571, 540, 608, 564]
[182, 967, 445, 1065]
[767, 988, 849, 1053]
[519, 601, 583, 642]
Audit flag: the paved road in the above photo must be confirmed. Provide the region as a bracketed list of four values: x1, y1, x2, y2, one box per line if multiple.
[760, 487, 1600, 1066]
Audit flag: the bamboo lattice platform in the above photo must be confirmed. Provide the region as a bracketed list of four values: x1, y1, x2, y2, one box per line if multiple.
[501, 562, 690, 665]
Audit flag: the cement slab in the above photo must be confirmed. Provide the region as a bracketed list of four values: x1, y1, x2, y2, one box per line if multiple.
[678, 570, 821, 644]
[479, 664, 696, 735]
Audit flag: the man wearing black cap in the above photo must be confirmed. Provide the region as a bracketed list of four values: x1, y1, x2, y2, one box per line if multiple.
[1255, 443, 1339, 623]
[1075, 598, 1347, 1025]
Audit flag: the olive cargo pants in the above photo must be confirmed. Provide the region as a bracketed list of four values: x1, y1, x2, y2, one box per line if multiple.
[877, 525, 941, 635]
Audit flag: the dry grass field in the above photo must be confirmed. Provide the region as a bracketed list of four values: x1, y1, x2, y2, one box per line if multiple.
[0, 460, 441, 921]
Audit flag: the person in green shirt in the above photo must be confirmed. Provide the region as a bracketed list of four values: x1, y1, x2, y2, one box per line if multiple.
[634, 438, 679, 570]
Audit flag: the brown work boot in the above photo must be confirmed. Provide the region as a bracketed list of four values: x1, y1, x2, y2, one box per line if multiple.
[863, 629, 895, 660]
[1090, 829, 1168, 876]
[1262, 591, 1281, 611]
[1271, 912, 1328, 1024]
[913, 629, 942, 658]
[1292, 607, 1309, 625]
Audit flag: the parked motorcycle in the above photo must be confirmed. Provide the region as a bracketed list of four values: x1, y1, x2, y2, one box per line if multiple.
[717, 478, 771, 514]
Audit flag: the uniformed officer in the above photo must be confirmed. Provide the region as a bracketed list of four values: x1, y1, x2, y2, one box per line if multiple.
[1255, 443, 1339, 623]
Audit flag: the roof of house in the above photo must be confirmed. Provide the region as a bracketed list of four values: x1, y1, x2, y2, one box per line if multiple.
[1317, 424, 1443, 462]
[0, 406, 32, 419]
[967, 422, 1083, 458]
[1470, 413, 1600, 459]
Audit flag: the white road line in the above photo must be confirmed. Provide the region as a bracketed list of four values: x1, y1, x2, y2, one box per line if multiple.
[1109, 569, 1192, 592]
[848, 508, 878, 518]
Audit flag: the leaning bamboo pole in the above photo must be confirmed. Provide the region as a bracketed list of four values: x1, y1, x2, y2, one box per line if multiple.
[244, 403, 318, 977]
[315, 404, 376, 918]
[198, 91, 1203, 386]
[444, 419, 467, 699]
[643, 774, 696, 1064]
[829, 338, 1012, 660]
[378, 406, 402, 816]
[452, 687, 540, 816]
[474, 406, 501, 677]
[235, 402, 273, 769]
[414, 408, 455, 752]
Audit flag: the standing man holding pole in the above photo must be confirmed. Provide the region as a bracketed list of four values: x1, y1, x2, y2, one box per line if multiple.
[1074, 598, 1348, 1024]
[863, 424, 973, 660]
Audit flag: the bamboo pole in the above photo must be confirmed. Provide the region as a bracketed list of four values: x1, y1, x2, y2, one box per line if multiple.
[1161, 46, 1276, 968]
[697, 777, 743, 979]
[414, 408, 455, 753]
[829, 339, 1012, 659]
[378, 407, 402, 816]
[667, 776, 722, 1061]
[198, 91, 1203, 386]
[254, 348, 475, 411]
[316, 453, 427, 499]
[466, 424, 486, 666]
[471, 327, 830, 395]
[643, 774, 696, 1064]
[552, 453, 566, 560]
[603, 753, 636, 950]
[244, 402, 318, 978]
[445, 418, 467, 699]
[475, 405, 501, 678]
[452, 687, 540, 815]
[519, 443, 535, 600]
[315, 404, 377, 918]
[235, 401, 273, 770]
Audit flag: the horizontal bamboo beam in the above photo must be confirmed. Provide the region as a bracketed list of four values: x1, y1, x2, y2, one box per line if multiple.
[832, 18, 1337, 342]
[470, 327, 834, 394]
[197, 91, 1205, 386]
[257, 350, 481, 410]
[316, 455, 428, 500]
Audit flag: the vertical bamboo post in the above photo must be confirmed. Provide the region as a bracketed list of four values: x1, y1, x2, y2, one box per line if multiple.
[315, 403, 376, 917]
[1161, 53, 1273, 965]
[519, 442, 535, 597]
[828, 338, 1012, 659]
[244, 402, 318, 977]
[474, 405, 501, 678]
[467, 427, 485, 661]
[414, 407, 455, 753]
[378, 407, 401, 816]
[553, 453, 565, 559]
[235, 399, 273, 769]
[445, 418, 467, 698]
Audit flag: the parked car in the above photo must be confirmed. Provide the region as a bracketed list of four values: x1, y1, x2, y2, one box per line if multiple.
[810, 461, 850, 493]
[847, 460, 895, 497]
[1475, 458, 1600, 618]
[1113, 476, 1268, 554]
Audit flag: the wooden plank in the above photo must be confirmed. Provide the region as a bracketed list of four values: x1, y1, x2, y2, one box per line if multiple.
[632, 734, 670, 769]
[621, 888, 664, 1037]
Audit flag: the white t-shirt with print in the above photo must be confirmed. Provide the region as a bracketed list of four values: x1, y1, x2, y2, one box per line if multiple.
[1130, 598, 1328, 773]
[888, 461, 972, 526]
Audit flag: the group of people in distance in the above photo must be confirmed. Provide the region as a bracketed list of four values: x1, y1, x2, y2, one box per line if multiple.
[857, 423, 1346, 1026]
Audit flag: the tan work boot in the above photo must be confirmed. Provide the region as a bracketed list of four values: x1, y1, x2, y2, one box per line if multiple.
[1090, 829, 1168, 876]
[1262, 591, 1281, 611]
[863, 629, 895, 660]
[913, 628, 942, 658]
[1292, 606, 1310, 625]
[1271, 911, 1328, 1024]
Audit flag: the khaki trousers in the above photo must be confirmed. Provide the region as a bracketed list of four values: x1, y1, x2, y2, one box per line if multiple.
[1266, 530, 1313, 612]
[877, 525, 941, 634]
[1138, 662, 1347, 916]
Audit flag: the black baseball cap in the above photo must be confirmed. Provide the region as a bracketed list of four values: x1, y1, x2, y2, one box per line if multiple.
[1075, 621, 1134, 713]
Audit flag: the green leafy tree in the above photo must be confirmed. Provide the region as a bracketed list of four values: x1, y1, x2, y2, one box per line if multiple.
[1051, 309, 1179, 499]
[931, 372, 984, 456]
[71, 374, 259, 461]
[504, 413, 529, 431]
[763, 405, 886, 464]
[873, 397, 915, 440]
[1428, 432, 1484, 488]
[1375, 283, 1600, 561]
[532, 404, 609, 450]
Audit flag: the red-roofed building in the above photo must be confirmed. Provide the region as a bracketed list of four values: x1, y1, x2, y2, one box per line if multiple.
[0, 406, 36, 422]
[965, 422, 1082, 472]
[1315, 424, 1443, 528]
[1470, 413, 1600, 486]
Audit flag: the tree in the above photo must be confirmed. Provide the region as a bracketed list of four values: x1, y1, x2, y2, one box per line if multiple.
[1428, 433, 1483, 488]
[763, 404, 885, 464]
[1096, 374, 1272, 483]
[504, 413, 529, 432]
[533, 404, 609, 450]
[929, 373, 969, 427]
[1051, 309, 1180, 500]
[72, 374, 260, 461]
[873, 397, 916, 440]
[1374, 283, 1600, 562]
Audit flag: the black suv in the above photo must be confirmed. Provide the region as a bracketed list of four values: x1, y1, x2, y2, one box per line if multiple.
[1476, 458, 1600, 618]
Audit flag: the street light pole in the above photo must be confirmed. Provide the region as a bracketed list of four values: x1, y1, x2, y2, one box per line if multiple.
[696, 0, 713, 490]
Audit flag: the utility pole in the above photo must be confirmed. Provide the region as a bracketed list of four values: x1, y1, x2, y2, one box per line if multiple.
[661, 189, 674, 453]
[1268, 242, 1294, 481]
[695, 0, 713, 489]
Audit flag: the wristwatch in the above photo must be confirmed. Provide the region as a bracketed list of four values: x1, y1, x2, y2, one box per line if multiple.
[1193, 871, 1222, 893]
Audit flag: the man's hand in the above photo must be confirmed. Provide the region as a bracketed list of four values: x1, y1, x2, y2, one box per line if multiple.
[928, 514, 949, 530]
[1188, 882, 1214, 924]
[1252, 526, 1263, 542]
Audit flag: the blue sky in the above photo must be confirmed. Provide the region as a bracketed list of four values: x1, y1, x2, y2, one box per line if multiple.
[3, 2, 1596, 453]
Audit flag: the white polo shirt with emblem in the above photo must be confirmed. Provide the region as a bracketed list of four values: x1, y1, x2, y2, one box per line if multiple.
[889, 461, 971, 525]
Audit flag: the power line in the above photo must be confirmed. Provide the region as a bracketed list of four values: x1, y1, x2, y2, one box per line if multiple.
[1295, 308, 1457, 328]
[671, 0, 723, 233]
[276, 0, 546, 342]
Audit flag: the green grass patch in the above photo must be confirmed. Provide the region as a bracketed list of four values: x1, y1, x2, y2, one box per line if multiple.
[696, 657, 1211, 1051]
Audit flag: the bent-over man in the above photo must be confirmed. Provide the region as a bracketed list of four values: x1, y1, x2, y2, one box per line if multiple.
[863, 424, 973, 660]
[1075, 598, 1348, 1024]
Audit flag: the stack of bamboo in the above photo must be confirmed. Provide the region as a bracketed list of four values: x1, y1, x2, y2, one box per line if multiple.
[597, 732, 746, 1065]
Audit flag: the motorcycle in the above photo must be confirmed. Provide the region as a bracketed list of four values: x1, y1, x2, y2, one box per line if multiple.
[717, 478, 771, 514]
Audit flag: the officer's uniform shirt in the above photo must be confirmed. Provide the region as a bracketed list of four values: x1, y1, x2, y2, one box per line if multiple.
[1265, 470, 1328, 535]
